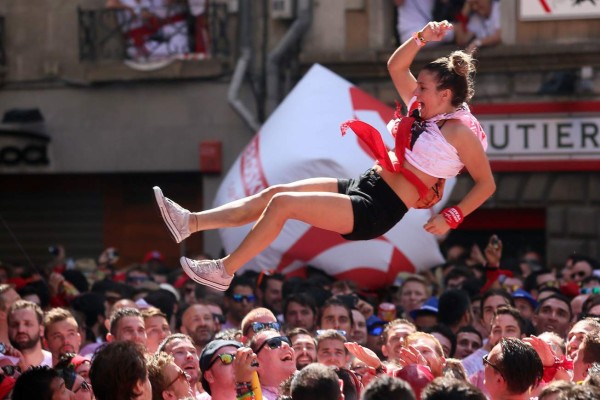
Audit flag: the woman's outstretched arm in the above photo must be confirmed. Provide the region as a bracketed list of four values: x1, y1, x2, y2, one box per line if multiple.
[424, 122, 496, 235]
[387, 21, 453, 106]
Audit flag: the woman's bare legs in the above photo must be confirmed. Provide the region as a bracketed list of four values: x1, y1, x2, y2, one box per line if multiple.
[176, 178, 355, 291]
[221, 189, 354, 274]
[153, 178, 343, 243]
[188, 178, 342, 232]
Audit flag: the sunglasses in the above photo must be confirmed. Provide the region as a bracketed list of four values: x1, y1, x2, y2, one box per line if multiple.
[166, 369, 189, 388]
[74, 380, 92, 394]
[255, 336, 291, 354]
[570, 271, 588, 280]
[231, 294, 256, 303]
[207, 353, 236, 370]
[249, 321, 281, 334]
[483, 354, 504, 377]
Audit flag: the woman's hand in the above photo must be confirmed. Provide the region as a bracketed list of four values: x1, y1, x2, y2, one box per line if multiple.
[420, 21, 453, 43]
[423, 214, 451, 235]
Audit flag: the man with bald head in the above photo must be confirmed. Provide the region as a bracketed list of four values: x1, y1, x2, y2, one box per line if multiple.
[179, 303, 217, 354]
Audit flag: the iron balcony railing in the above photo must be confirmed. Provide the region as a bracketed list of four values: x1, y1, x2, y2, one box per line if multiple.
[78, 2, 229, 63]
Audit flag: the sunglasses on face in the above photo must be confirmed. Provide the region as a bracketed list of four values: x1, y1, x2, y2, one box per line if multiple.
[207, 353, 236, 370]
[570, 271, 588, 280]
[74, 380, 92, 394]
[212, 313, 226, 324]
[483, 354, 504, 377]
[166, 369, 189, 388]
[255, 336, 291, 354]
[231, 294, 256, 303]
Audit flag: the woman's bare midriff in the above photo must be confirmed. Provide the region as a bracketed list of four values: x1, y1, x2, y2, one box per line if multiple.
[372, 150, 439, 209]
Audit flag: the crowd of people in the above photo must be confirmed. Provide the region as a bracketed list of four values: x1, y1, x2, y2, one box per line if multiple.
[393, 0, 501, 53]
[0, 236, 600, 400]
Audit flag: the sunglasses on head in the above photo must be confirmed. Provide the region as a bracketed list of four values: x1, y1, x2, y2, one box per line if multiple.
[251, 321, 280, 333]
[255, 336, 291, 354]
[231, 294, 256, 303]
[207, 353, 236, 370]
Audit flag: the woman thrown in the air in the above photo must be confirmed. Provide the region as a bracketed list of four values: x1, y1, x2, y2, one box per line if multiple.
[153, 20, 495, 291]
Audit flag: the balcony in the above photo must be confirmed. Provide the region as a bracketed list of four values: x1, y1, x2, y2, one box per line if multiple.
[77, 2, 230, 82]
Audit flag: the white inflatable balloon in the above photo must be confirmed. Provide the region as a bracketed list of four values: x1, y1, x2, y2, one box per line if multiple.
[214, 64, 455, 289]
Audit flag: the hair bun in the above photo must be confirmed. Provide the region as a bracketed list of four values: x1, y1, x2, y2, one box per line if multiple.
[449, 51, 475, 77]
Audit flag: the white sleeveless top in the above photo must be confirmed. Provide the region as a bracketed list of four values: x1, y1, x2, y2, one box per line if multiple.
[387, 97, 488, 179]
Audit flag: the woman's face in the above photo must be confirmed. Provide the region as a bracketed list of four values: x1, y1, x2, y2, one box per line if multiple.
[412, 70, 451, 119]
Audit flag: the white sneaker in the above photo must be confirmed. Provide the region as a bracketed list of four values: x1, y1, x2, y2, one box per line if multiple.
[153, 186, 191, 243]
[180, 257, 233, 291]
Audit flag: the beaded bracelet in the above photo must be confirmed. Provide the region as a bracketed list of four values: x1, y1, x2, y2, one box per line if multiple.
[412, 31, 427, 47]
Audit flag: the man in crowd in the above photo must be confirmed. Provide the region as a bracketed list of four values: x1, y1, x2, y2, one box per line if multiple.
[381, 319, 417, 366]
[315, 329, 350, 368]
[350, 309, 368, 346]
[147, 351, 193, 399]
[142, 307, 171, 354]
[240, 307, 280, 341]
[199, 339, 243, 400]
[255, 272, 284, 316]
[405, 332, 446, 378]
[572, 331, 600, 383]
[0, 284, 20, 344]
[533, 294, 572, 339]
[158, 333, 203, 398]
[43, 307, 82, 366]
[90, 341, 152, 400]
[106, 307, 147, 347]
[290, 363, 342, 400]
[454, 326, 483, 359]
[250, 329, 296, 400]
[437, 290, 473, 334]
[7, 299, 52, 369]
[319, 298, 352, 334]
[283, 293, 317, 333]
[289, 327, 317, 370]
[469, 306, 527, 392]
[223, 277, 256, 330]
[12, 365, 77, 400]
[178, 303, 216, 354]
[483, 338, 543, 400]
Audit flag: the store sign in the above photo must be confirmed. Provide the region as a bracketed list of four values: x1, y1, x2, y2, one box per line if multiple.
[482, 117, 600, 159]
[520, 0, 600, 20]
[0, 131, 50, 167]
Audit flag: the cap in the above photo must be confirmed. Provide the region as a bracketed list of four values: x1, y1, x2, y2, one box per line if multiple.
[199, 340, 243, 394]
[143, 250, 165, 263]
[394, 364, 434, 400]
[512, 288, 538, 310]
[409, 296, 439, 320]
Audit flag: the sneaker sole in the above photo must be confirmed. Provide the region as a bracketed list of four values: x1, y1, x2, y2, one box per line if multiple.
[153, 186, 183, 243]
[180, 257, 230, 291]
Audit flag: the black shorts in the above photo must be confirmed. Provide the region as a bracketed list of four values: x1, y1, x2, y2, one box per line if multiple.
[337, 168, 409, 241]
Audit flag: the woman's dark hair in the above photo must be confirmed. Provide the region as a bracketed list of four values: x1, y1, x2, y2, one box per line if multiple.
[423, 51, 476, 106]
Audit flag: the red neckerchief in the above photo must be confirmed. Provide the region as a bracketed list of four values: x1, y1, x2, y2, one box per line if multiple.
[340, 102, 429, 200]
[542, 356, 573, 382]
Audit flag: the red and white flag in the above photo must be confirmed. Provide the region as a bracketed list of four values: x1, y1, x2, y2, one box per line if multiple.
[214, 64, 454, 289]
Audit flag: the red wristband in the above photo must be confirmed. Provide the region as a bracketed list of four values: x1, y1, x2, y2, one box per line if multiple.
[441, 207, 464, 229]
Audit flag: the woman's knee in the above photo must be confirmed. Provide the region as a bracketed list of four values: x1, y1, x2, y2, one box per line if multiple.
[264, 192, 296, 217]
